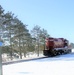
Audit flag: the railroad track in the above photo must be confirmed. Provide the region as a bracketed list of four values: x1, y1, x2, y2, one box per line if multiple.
[2, 56, 48, 65]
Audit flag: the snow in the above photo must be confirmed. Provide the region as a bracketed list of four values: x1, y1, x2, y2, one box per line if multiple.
[3, 49, 74, 75]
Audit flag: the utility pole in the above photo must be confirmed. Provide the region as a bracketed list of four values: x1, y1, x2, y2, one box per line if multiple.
[0, 42, 3, 75]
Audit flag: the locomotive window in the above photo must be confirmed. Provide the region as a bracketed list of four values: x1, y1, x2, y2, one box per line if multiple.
[54, 39, 58, 41]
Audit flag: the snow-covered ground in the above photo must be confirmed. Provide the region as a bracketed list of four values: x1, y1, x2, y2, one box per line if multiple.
[3, 49, 74, 75]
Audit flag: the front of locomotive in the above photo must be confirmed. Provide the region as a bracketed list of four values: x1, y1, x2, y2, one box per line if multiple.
[45, 38, 54, 50]
[43, 37, 55, 56]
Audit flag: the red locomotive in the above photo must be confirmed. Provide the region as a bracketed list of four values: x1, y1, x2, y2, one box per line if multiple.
[43, 37, 71, 56]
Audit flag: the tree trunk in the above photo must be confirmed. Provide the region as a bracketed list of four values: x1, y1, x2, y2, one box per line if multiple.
[37, 40, 39, 56]
[19, 49, 22, 59]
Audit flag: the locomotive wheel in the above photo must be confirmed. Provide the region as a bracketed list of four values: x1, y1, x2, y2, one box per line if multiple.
[54, 50, 57, 56]
[67, 49, 71, 53]
[60, 50, 64, 55]
[51, 50, 57, 56]
[57, 51, 61, 55]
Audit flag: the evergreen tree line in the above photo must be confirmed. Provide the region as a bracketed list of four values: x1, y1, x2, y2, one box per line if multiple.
[0, 5, 50, 59]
